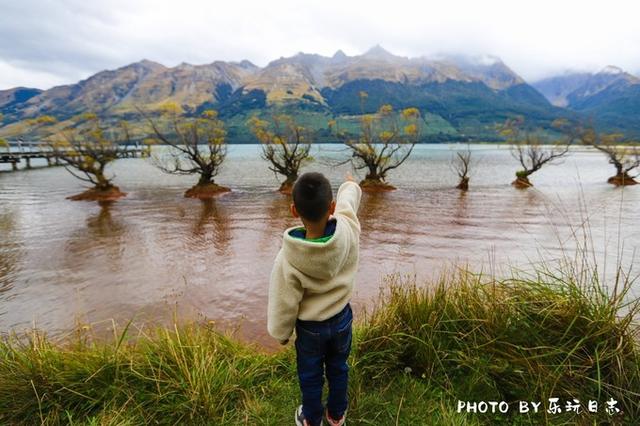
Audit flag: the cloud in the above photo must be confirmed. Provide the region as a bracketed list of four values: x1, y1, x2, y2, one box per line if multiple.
[1, 0, 639, 89]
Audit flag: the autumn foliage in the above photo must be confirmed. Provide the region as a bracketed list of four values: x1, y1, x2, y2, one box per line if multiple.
[248, 114, 313, 194]
[332, 93, 422, 191]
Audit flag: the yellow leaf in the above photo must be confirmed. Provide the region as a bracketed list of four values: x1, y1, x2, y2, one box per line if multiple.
[404, 124, 418, 136]
[402, 107, 420, 119]
[379, 104, 393, 115]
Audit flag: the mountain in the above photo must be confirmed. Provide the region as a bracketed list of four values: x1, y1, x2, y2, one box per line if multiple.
[432, 54, 525, 90]
[0, 87, 43, 114]
[532, 72, 592, 107]
[567, 66, 639, 106]
[10, 60, 166, 121]
[0, 47, 573, 142]
[534, 67, 640, 134]
[116, 60, 258, 113]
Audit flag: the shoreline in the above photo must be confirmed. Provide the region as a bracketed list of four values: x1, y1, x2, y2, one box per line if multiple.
[2, 267, 638, 425]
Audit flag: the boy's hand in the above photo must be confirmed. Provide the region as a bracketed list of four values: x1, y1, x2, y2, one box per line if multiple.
[279, 338, 289, 345]
[345, 172, 355, 182]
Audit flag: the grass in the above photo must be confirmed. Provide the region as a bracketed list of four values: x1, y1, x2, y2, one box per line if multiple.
[1, 261, 639, 425]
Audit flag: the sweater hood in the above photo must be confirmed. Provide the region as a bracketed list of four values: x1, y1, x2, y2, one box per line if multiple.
[282, 216, 351, 280]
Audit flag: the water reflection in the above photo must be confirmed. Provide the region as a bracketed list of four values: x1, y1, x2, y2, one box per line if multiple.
[451, 190, 470, 226]
[0, 145, 638, 347]
[191, 199, 231, 256]
[87, 201, 124, 237]
[63, 201, 128, 273]
[359, 191, 390, 231]
[258, 193, 293, 252]
[0, 209, 21, 297]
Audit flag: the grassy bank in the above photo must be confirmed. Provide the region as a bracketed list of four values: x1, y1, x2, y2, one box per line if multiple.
[1, 265, 639, 425]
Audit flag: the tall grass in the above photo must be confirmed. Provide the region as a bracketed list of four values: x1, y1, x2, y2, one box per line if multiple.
[1, 259, 638, 424]
[0, 324, 287, 424]
[357, 261, 640, 423]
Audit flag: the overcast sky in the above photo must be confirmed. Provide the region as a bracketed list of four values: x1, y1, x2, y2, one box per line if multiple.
[1, 0, 639, 90]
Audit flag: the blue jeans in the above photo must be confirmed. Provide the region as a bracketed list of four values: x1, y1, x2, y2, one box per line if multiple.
[295, 303, 352, 426]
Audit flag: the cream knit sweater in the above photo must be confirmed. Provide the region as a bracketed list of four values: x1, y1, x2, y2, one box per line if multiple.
[267, 181, 362, 342]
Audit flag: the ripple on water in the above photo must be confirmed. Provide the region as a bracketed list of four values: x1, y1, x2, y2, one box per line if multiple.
[0, 145, 638, 346]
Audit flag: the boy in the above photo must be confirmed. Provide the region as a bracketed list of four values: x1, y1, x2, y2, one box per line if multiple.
[268, 172, 362, 426]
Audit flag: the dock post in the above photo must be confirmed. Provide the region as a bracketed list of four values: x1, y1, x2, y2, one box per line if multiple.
[25, 157, 32, 169]
[47, 156, 52, 166]
[12, 161, 18, 171]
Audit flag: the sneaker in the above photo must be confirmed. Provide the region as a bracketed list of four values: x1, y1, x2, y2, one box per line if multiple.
[324, 408, 346, 426]
[295, 405, 323, 426]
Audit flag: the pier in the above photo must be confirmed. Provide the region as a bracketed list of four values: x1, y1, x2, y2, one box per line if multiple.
[0, 140, 149, 171]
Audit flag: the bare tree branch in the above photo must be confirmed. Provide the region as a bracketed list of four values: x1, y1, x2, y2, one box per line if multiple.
[140, 105, 228, 187]
[451, 144, 474, 190]
[580, 127, 640, 185]
[46, 114, 129, 191]
[500, 117, 574, 187]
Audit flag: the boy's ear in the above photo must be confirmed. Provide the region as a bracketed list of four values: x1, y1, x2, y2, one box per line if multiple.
[290, 203, 300, 218]
[329, 200, 336, 215]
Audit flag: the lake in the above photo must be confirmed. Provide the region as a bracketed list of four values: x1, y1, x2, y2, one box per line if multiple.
[1, 144, 638, 348]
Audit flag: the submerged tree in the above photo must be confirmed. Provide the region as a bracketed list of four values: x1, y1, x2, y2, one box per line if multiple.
[501, 118, 573, 188]
[142, 104, 229, 199]
[248, 114, 313, 194]
[580, 129, 639, 186]
[20, 115, 59, 168]
[331, 95, 422, 191]
[451, 145, 473, 190]
[48, 113, 129, 201]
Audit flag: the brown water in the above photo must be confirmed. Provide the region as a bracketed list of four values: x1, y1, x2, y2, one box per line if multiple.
[1, 145, 638, 348]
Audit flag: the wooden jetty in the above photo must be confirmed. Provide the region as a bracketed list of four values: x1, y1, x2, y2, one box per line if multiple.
[0, 140, 149, 171]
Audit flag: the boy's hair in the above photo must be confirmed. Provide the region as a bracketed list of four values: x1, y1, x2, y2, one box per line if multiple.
[292, 172, 333, 222]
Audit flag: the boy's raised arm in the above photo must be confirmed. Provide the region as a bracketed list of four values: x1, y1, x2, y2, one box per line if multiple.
[267, 252, 304, 343]
[335, 175, 362, 226]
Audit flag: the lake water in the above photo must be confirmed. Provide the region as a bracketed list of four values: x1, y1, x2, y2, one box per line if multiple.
[1, 144, 638, 348]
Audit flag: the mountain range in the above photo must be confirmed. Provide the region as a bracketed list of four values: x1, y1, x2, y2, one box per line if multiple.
[533, 66, 640, 134]
[1, 46, 639, 142]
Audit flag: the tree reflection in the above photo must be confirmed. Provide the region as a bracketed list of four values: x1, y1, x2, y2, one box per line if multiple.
[63, 201, 128, 271]
[358, 191, 390, 232]
[192, 198, 231, 256]
[257, 194, 294, 253]
[451, 189, 471, 226]
[86, 201, 125, 237]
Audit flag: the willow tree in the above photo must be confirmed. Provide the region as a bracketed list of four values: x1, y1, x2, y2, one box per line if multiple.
[332, 96, 422, 191]
[48, 113, 129, 201]
[142, 104, 229, 199]
[248, 114, 313, 194]
[451, 146, 473, 190]
[500, 118, 573, 188]
[580, 129, 639, 186]
[25, 115, 58, 143]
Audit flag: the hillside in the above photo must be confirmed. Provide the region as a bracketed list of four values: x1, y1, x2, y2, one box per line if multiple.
[0, 47, 577, 142]
[534, 67, 640, 135]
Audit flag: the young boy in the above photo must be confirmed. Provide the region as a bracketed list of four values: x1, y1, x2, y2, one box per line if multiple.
[268, 172, 362, 426]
